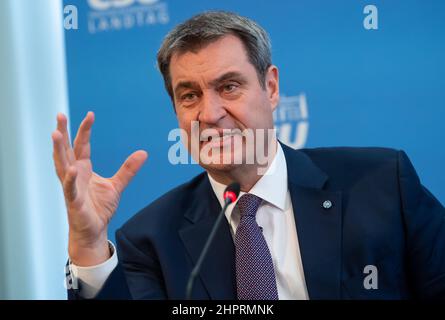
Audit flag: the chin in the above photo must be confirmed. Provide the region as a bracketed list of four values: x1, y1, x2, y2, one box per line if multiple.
[198, 148, 245, 172]
[200, 161, 239, 173]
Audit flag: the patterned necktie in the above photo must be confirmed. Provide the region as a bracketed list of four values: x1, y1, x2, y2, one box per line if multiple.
[235, 193, 279, 300]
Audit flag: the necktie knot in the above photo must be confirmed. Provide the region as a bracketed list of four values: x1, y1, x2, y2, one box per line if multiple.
[237, 193, 263, 217]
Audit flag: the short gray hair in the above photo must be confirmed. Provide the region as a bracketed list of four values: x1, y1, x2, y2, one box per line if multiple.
[157, 11, 272, 101]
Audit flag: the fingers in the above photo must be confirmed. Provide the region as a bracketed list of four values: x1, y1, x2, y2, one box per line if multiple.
[73, 112, 95, 160]
[63, 166, 78, 203]
[56, 113, 76, 164]
[52, 130, 69, 179]
[112, 150, 148, 194]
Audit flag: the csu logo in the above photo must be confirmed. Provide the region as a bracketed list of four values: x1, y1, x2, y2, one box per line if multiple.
[273, 93, 309, 149]
[88, 0, 159, 10]
[87, 0, 168, 34]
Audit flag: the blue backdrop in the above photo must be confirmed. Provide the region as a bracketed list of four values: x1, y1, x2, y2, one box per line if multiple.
[64, 0, 445, 243]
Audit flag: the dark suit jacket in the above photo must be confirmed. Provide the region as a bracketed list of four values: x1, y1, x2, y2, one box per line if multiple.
[68, 144, 445, 299]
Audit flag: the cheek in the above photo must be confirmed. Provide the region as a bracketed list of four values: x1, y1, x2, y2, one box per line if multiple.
[176, 113, 195, 145]
[249, 93, 270, 112]
[177, 111, 192, 129]
[179, 121, 191, 140]
[243, 98, 274, 129]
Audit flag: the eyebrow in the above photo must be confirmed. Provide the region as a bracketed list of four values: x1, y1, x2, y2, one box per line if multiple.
[174, 81, 198, 97]
[208, 71, 247, 87]
[173, 71, 247, 97]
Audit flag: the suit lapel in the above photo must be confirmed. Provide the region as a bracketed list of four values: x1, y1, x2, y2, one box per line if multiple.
[282, 143, 343, 299]
[178, 175, 236, 299]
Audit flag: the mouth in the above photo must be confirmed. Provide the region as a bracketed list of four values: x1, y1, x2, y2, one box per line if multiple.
[200, 130, 240, 148]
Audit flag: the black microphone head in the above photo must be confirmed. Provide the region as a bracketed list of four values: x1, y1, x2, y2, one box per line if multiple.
[223, 182, 240, 204]
[226, 182, 240, 197]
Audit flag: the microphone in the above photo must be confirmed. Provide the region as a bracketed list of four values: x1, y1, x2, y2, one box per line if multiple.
[185, 182, 240, 300]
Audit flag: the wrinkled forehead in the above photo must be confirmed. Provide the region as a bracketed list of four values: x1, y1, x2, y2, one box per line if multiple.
[169, 35, 252, 85]
[168, 33, 250, 69]
[171, 31, 244, 56]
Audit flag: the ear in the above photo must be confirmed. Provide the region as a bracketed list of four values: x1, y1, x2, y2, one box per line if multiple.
[265, 65, 279, 111]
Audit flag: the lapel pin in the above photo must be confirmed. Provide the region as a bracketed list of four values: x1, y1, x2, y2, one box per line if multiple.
[322, 200, 332, 209]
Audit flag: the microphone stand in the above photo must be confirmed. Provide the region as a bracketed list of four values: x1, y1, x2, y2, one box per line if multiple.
[185, 197, 232, 300]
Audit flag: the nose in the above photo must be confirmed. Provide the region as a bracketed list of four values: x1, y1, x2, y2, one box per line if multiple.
[198, 90, 227, 125]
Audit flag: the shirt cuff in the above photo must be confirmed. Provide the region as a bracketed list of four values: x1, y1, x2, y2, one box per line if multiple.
[69, 241, 118, 299]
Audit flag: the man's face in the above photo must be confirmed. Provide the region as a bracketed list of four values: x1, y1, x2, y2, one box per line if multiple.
[169, 34, 279, 173]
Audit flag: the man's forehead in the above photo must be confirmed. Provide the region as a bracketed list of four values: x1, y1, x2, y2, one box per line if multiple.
[169, 36, 251, 85]
[170, 35, 248, 67]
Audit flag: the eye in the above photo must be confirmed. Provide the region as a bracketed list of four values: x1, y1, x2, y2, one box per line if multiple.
[222, 84, 238, 93]
[180, 92, 198, 102]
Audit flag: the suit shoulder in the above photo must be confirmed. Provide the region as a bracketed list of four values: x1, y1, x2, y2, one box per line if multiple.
[300, 146, 400, 167]
[118, 171, 207, 237]
[298, 146, 402, 186]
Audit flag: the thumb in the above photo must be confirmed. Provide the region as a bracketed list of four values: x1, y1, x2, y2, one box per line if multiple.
[112, 150, 148, 194]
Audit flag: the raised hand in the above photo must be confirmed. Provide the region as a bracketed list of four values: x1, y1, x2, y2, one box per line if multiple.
[52, 112, 147, 266]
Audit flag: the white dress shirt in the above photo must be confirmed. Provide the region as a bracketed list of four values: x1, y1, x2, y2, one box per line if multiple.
[70, 144, 309, 299]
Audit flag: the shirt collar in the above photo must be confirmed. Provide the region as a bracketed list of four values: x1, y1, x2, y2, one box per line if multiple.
[207, 143, 288, 211]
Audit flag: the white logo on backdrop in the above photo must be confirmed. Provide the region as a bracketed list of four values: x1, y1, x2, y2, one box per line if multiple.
[87, 0, 169, 34]
[273, 93, 309, 149]
[88, 0, 160, 10]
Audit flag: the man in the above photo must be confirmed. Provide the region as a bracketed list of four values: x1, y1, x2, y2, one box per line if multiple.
[52, 11, 445, 300]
